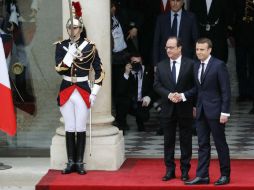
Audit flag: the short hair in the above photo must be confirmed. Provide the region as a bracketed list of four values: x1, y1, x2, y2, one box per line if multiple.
[129, 52, 142, 58]
[196, 38, 213, 49]
[167, 36, 183, 47]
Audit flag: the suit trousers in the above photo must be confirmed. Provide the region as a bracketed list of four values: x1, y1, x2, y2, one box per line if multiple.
[196, 111, 231, 178]
[161, 110, 192, 173]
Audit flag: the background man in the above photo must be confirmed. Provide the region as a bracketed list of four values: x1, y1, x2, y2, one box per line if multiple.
[115, 53, 154, 133]
[189, 0, 233, 63]
[153, 0, 198, 68]
[232, 0, 254, 103]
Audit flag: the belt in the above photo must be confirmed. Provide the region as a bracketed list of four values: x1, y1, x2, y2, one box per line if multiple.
[200, 18, 219, 31]
[242, 16, 253, 23]
[63, 75, 88, 83]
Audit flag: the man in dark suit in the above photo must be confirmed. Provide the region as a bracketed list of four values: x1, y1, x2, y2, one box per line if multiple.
[153, 0, 198, 136]
[153, 0, 198, 68]
[232, 0, 254, 102]
[154, 37, 195, 182]
[189, 0, 233, 63]
[115, 53, 154, 132]
[119, 0, 170, 67]
[185, 38, 231, 185]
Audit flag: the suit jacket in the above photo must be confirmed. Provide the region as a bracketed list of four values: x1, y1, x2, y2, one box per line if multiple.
[189, 0, 233, 61]
[185, 56, 231, 119]
[153, 56, 195, 118]
[153, 10, 198, 65]
[232, 0, 254, 47]
[55, 38, 104, 105]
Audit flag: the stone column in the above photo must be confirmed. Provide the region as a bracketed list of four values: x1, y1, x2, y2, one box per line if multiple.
[50, 0, 125, 171]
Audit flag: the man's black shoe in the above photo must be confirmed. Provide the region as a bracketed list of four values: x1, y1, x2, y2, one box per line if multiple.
[185, 177, 210, 185]
[162, 172, 176, 181]
[214, 176, 230, 185]
[62, 161, 76, 174]
[181, 171, 189, 181]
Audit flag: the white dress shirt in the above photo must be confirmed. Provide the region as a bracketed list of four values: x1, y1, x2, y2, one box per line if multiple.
[198, 55, 210, 83]
[170, 56, 182, 83]
[206, 0, 213, 14]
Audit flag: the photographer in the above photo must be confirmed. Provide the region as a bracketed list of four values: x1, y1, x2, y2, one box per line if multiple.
[115, 53, 154, 133]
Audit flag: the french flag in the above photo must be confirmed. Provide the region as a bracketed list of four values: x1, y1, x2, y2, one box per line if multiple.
[0, 36, 16, 136]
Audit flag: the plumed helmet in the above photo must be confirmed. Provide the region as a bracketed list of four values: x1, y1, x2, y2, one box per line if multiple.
[66, 1, 83, 28]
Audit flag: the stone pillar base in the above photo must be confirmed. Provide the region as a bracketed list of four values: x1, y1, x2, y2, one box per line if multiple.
[50, 126, 125, 171]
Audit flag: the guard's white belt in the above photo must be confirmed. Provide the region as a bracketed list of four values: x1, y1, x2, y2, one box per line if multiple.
[63, 75, 88, 82]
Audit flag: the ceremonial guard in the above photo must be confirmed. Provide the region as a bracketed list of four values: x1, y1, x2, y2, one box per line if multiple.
[54, 1, 104, 175]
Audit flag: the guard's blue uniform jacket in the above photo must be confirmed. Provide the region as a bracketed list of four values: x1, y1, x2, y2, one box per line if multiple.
[54, 37, 105, 107]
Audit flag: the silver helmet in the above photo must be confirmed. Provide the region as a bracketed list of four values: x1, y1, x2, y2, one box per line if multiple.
[66, 1, 83, 29]
[66, 18, 83, 29]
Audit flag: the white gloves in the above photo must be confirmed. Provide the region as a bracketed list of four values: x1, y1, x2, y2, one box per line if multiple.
[63, 43, 77, 67]
[9, 3, 19, 26]
[142, 96, 151, 107]
[91, 84, 101, 96]
[89, 84, 101, 107]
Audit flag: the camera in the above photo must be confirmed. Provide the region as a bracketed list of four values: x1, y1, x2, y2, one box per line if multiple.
[131, 61, 142, 72]
[131, 61, 140, 67]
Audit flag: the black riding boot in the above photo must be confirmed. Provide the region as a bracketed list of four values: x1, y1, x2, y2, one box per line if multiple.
[76, 132, 87, 175]
[62, 132, 76, 174]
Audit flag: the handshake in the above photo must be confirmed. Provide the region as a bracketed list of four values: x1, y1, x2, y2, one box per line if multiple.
[168, 92, 183, 103]
[63, 43, 82, 67]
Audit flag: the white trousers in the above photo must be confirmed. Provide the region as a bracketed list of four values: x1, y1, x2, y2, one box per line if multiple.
[60, 89, 89, 132]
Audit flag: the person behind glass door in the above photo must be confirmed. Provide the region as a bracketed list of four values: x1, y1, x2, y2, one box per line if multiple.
[231, 0, 254, 103]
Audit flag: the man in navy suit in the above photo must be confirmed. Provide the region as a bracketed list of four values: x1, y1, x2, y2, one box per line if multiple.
[153, 0, 198, 68]
[184, 38, 231, 185]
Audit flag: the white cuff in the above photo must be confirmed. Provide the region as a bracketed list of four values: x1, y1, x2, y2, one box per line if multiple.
[221, 112, 230, 117]
[91, 84, 101, 96]
[143, 96, 151, 106]
[124, 73, 129, 79]
[181, 93, 187, 102]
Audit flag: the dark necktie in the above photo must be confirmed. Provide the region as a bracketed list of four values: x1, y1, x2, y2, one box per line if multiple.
[172, 61, 176, 84]
[200, 63, 205, 83]
[171, 13, 178, 37]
